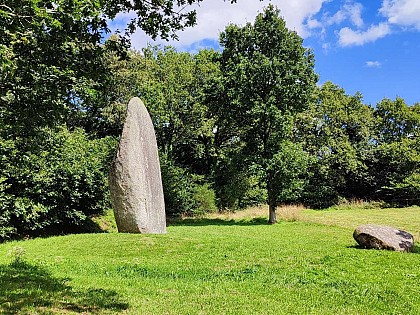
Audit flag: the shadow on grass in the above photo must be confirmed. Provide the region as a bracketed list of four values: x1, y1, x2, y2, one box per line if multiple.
[168, 217, 270, 227]
[0, 261, 128, 314]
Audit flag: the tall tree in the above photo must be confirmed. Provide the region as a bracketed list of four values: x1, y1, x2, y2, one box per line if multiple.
[371, 99, 420, 203]
[217, 5, 317, 223]
[0, 0, 111, 134]
[296, 82, 375, 207]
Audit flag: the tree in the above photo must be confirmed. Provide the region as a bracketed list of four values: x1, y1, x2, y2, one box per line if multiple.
[102, 0, 212, 40]
[216, 5, 317, 223]
[375, 98, 420, 144]
[0, 0, 111, 134]
[296, 82, 375, 207]
[371, 99, 420, 204]
[0, 127, 116, 240]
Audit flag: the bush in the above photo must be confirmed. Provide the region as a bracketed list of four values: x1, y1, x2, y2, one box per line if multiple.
[214, 157, 267, 210]
[160, 154, 217, 216]
[0, 127, 117, 241]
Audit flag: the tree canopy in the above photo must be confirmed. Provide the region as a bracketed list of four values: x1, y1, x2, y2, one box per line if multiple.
[216, 5, 318, 223]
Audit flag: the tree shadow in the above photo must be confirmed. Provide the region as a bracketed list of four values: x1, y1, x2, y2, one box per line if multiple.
[168, 217, 270, 227]
[0, 261, 128, 314]
[48, 217, 107, 235]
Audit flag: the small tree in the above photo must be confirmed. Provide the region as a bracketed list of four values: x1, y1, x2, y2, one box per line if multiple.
[217, 5, 317, 223]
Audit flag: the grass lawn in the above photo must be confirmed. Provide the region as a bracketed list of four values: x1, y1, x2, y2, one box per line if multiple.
[0, 206, 419, 314]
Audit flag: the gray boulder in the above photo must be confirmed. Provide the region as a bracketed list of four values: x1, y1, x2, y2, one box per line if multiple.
[109, 97, 166, 234]
[353, 224, 414, 252]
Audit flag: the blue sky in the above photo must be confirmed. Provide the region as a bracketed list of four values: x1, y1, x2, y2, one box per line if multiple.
[111, 0, 420, 106]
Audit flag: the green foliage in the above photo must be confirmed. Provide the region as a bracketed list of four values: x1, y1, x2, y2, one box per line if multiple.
[267, 141, 312, 204]
[1, 0, 217, 136]
[0, 0, 113, 134]
[160, 154, 216, 216]
[373, 139, 420, 203]
[375, 98, 420, 143]
[103, 0, 207, 40]
[297, 82, 376, 207]
[192, 183, 217, 215]
[215, 5, 317, 216]
[370, 99, 420, 204]
[214, 165, 267, 210]
[0, 127, 116, 240]
[104, 46, 219, 173]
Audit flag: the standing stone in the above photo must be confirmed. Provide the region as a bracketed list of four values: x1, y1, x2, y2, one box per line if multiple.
[109, 97, 166, 234]
[353, 224, 414, 252]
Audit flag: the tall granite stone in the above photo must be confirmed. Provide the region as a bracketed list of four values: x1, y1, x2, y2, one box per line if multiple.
[109, 97, 166, 234]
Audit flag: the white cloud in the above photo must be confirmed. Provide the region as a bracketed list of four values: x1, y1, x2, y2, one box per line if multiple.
[327, 10, 346, 26]
[338, 23, 391, 46]
[121, 0, 329, 49]
[322, 42, 331, 52]
[307, 1, 364, 31]
[306, 18, 323, 29]
[380, 0, 420, 29]
[346, 2, 364, 27]
[365, 60, 382, 68]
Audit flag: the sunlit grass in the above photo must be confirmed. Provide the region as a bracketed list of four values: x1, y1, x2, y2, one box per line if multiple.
[206, 204, 420, 237]
[299, 205, 420, 236]
[0, 205, 419, 314]
[205, 204, 305, 222]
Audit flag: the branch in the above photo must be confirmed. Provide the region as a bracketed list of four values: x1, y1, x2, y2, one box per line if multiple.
[0, 5, 32, 19]
[0, 4, 13, 12]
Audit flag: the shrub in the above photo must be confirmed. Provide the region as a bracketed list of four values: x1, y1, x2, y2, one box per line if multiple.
[214, 157, 267, 210]
[0, 127, 117, 241]
[160, 154, 217, 216]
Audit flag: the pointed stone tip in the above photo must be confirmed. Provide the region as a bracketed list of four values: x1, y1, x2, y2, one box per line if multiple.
[129, 97, 143, 105]
[127, 97, 149, 118]
[127, 97, 144, 109]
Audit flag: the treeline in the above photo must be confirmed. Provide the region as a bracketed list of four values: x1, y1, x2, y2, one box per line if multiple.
[107, 45, 420, 214]
[1, 4, 419, 240]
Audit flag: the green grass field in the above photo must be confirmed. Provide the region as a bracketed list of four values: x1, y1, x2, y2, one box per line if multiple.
[0, 206, 419, 314]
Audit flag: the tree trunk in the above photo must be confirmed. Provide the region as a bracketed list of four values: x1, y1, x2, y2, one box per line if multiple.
[267, 175, 277, 224]
[268, 203, 277, 224]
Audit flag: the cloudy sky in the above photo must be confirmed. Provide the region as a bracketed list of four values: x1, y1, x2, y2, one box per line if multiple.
[111, 0, 420, 106]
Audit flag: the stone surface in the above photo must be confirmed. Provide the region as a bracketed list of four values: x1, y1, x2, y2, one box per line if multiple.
[109, 97, 166, 234]
[353, 224, 414, 252]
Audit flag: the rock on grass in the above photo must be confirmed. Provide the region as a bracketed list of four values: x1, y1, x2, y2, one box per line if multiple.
[353, 224, 414, 252]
